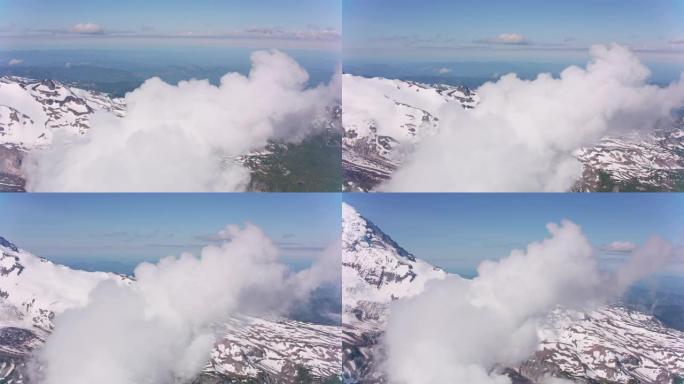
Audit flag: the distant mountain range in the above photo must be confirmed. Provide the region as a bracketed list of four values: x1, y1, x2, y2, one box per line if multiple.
[341, 203, 684, 383]
[342, 74, 684, 192]
[0, 235, 342, 383]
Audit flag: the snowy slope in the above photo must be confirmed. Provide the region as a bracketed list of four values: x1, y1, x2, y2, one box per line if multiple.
[342, 75, 684, 192]
[523, 307, 684, 384]
[0, 77, 125, 148]
[0, 236, 342, 383]
[342, 75, 476, 149]
[0, 236, 131, 331]
[342, 75, 478, 192]
[208, 316, 341, 382]
[341, 204, 684, 384]
[342, 202, 445, 323]
[0, 77, 126, 191]
[574, 124, 684, 191]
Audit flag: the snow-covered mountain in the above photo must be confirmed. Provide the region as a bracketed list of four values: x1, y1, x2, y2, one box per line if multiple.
[341, 204, 684, 384]
[0, 236, 132, 332]
[0, 76, 125, 191]
[342, 74, 684, 192]
[342, 75, 478, 192]
[0, 76, 125, 148]
[342, 203, 446, 383]
[342, 202, 445, 323]
[0, 235, 342, 383]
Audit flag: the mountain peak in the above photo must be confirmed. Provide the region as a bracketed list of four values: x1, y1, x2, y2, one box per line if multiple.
[342, 203, 446, 312]
[342, 202, 415, 262]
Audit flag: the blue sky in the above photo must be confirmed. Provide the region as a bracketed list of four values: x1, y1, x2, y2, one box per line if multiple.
[344, 193, 684, 276]
[0, 193, 341, 274]
[0, 0, 340, 50]
[344, 0, 684, 78]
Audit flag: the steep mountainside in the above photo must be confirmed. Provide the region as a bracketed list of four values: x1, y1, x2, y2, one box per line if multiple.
[342, 203, 446, 383]
[341, 204, 684, 384]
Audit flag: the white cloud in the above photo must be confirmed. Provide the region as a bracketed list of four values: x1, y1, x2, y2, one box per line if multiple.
[23, 50, 340, 191]
[382, 44, 684, 191]
[236, 26, 340, 41]
[602, 240, 637, 252]
[479, 33, 529, 45]
[383, 221, 675, 384]
[69, 22, 104, 35]
[669, 38, 684, 44]
[436, 67, 452, 75]
[8, 58, 23, 66]
[32, 223, 339, 384]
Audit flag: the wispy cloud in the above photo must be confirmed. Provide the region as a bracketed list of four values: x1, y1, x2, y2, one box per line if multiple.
[194, 231, 322, 252]
[98, 229, 175, 242]
[602, 241, 638, 253]
[1, 24, 340, 42]
[274, 241, 326, 252]
[435, 67, 452, 75]
[69, 22, 104, 35]
[475, 33, 529, 45]
[225, 26, 340, 41]
[194, 233, 224, 242]
[8, 58, 23, 65]
[670, 37, 684, 45]
[370, 34, 459, 47]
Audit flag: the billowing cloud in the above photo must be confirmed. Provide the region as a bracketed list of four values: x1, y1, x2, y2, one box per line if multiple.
[69, 22, 105, 35]
[602, 240, 637, 252]
[8, 58, 23, 66]
[383, 220, 675, 384]
[477, 33, 529, 45]
[23, 50, 340, 191]
[31, 223, 339, 384]
[382, 44, 684, 191]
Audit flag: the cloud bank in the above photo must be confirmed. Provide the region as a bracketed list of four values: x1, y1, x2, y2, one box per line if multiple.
[32, 223, 339, 384]
[383, 221, 675, 384]
[381, 44, 684, 191]
[23, 50, 340, 191]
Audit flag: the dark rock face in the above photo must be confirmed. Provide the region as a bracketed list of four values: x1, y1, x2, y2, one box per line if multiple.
[0, 236, 19, 252]
[0, 145, 25, 192]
